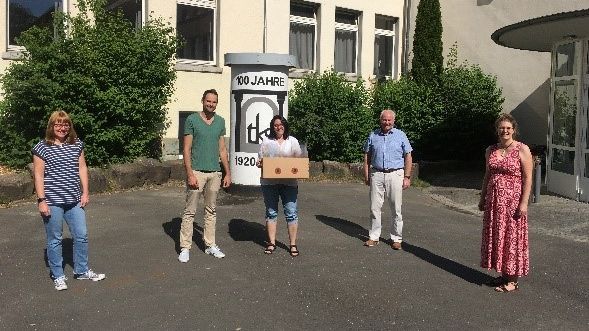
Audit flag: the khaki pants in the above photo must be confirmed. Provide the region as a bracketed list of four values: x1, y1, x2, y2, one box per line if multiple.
[180, 170, 222, 249]
[369, 169, 404, 243]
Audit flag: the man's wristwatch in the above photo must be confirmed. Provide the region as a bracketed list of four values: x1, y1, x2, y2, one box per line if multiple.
[37, 197, 46, 203]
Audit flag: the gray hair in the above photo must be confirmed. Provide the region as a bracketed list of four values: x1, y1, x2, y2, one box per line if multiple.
[380, 109, 396, 118]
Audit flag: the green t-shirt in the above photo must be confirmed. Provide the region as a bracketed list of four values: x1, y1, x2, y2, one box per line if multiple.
[184, 112, 226, 171]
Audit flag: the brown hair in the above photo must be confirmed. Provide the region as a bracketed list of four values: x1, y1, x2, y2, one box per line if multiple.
[45, 110, 78, 145]
[201, 89, 218, 101]
[495, 113, 518, 139]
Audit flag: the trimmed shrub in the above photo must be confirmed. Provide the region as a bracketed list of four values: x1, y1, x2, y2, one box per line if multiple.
[411, 0, 443, 84]
[435, 48, 504, 159]
[288, 70, 373, 163]
[373, 46, 503, 161]
[372, 77, 444, 160]
[0, 0, 178, 168]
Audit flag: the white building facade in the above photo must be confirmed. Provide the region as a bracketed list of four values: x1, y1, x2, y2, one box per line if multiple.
[1, 0, 406, 158]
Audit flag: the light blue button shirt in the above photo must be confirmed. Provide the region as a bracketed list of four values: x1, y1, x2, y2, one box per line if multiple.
[363, 128, 413, 170]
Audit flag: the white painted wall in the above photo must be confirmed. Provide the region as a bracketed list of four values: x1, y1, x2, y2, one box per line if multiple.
[408, 0, 589, 145]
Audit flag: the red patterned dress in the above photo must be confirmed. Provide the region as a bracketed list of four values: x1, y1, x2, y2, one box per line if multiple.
[481, 143, 529, 276]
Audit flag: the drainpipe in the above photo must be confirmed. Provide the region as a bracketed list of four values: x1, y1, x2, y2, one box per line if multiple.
[263, 0, 267, 53]
[401, 0, 412, 75]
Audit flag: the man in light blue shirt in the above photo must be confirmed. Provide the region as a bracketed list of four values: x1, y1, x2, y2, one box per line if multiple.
[363, 109, 413, 250]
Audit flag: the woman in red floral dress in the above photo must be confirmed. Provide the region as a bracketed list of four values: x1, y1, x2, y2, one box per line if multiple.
[478, 114, 533, 293]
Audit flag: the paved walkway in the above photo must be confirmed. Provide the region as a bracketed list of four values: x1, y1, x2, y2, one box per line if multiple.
[0, 181, 587, 330]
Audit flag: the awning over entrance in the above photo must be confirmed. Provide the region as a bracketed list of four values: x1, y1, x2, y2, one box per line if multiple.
[491, 9, 589, 52]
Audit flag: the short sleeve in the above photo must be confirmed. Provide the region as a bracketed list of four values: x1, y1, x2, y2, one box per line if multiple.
[220, 117, 226, 136]
[32, 141, 47, 161]
[363, 133, 372, 153]
[76, 138, 84, 156]
[184, 115, 195, 136]
[289, 137, 302, 157]
[401, 132, 413, 154]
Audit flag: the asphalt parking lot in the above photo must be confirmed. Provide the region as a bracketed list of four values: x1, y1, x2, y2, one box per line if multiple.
[0, 181, 587, 330]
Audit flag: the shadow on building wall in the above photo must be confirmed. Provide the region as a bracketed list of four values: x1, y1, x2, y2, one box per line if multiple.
[510, 78, 550, 146]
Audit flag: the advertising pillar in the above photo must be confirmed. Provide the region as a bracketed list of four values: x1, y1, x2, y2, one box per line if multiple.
[224, 53, 297, 186]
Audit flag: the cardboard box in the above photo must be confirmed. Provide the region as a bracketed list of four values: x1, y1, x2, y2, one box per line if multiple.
[262, 157, 309, 179]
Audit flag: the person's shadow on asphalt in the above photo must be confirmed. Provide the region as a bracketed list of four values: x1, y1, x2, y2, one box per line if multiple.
[227, 219, 282, 249]
[44, 237, 74, 271]
[316, 214, 492, 286]
[162, 218, 206, 254]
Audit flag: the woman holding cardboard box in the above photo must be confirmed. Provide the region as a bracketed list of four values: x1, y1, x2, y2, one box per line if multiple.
[256, 115, 303, 257]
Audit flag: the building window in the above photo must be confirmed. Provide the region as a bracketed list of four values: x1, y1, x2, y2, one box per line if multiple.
[289, 2, 318, 70]
[374, 15, 397, 77]
[176, 0, 216, 65]
[106, 0, 143, 29]
[334, 9, 359, 74]
[8, 0, 66, 50]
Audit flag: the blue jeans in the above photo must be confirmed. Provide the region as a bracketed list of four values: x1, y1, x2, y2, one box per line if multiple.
[43, 202, 89, 278]
[261, 184, 298, 224]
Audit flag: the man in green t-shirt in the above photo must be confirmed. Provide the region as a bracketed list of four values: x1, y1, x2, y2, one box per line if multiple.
[178, 89, 231, 262]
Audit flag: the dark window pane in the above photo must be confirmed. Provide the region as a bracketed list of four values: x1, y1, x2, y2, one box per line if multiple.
[551, 149, 574, 175]
[335, 10, 357, 25]
[334, 30, 356, 73]
[106, 0, 142, 28]
[176, 4, 214, 61]
[290, 22, 315, 70]
[290, 2, 315, 18]
[375, 15, 397, 30]
[585, 153, 589, 178]
[9, 0, 61, 45]
[373, 34, 393, 76]
[555, 42, 575, 77]
[552, 81, 577, 146]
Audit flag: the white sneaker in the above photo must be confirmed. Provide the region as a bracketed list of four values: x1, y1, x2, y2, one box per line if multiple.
[53, 276, 68, 291]
[178, 248, 190, 263]
[74, 269, 106, 281]
[205, 245, 225, 258]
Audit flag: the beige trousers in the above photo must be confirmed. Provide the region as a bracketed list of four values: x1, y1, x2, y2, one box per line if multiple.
[180, 170, 222, 249]
[369, 169, 404, 243]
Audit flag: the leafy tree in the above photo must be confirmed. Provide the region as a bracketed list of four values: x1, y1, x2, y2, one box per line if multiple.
[289, 70, 373, 163]
[0, 0, 178, 168]
[373, 45, 503, 161]
[411, 0, 443, 84]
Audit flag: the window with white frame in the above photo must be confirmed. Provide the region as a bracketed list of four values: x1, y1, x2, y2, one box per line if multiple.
[8, 0, 66, 50]
[373, 15, 397, 77]
[106, 0, 144, 29]
[176, 0, 216, 64]
[289, 1, 318, 70]
[334, 9, 359, 74]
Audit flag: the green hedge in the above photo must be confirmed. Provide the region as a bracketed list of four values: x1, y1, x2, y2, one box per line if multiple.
[0, 0, 177, 168]
[288, 71, 373, 163]
[373, 48, 503, 160]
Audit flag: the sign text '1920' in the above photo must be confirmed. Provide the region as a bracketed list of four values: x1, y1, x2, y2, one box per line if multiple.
[235, 156, 256, 167]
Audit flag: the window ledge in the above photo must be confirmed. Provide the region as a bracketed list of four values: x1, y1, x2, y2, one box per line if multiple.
[2, 50, 26, 60]
[339, 72, 360, 82]
[175, 62, 223, 73]
[288, 69, 316, 79]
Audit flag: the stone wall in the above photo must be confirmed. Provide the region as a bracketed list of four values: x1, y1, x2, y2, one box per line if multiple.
[0, 159, 418, 204]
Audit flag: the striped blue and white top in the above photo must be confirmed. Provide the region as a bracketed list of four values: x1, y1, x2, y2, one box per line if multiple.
[32, 139, 84, 206]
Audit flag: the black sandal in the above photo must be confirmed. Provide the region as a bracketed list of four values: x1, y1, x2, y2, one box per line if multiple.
[289, 245, 300, 257]
[494, 282, 519, 293]
[264, 243, 276, 254]
[485, 276, 506, 287]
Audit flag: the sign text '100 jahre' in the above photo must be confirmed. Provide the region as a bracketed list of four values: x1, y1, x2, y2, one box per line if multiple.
[235, 74, 285, 87]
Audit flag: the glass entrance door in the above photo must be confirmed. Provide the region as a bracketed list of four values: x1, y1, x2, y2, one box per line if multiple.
[547, 40, 587, 201]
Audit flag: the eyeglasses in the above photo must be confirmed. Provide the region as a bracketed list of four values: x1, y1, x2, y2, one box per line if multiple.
[54, 123, 71, 129]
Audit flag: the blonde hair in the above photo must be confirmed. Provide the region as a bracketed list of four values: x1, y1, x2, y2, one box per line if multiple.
[495, 113, 518, 139]
[45, 110, 78, 145]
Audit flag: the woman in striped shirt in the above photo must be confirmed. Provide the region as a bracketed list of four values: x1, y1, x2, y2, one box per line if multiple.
[32, 110, 105, 291]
